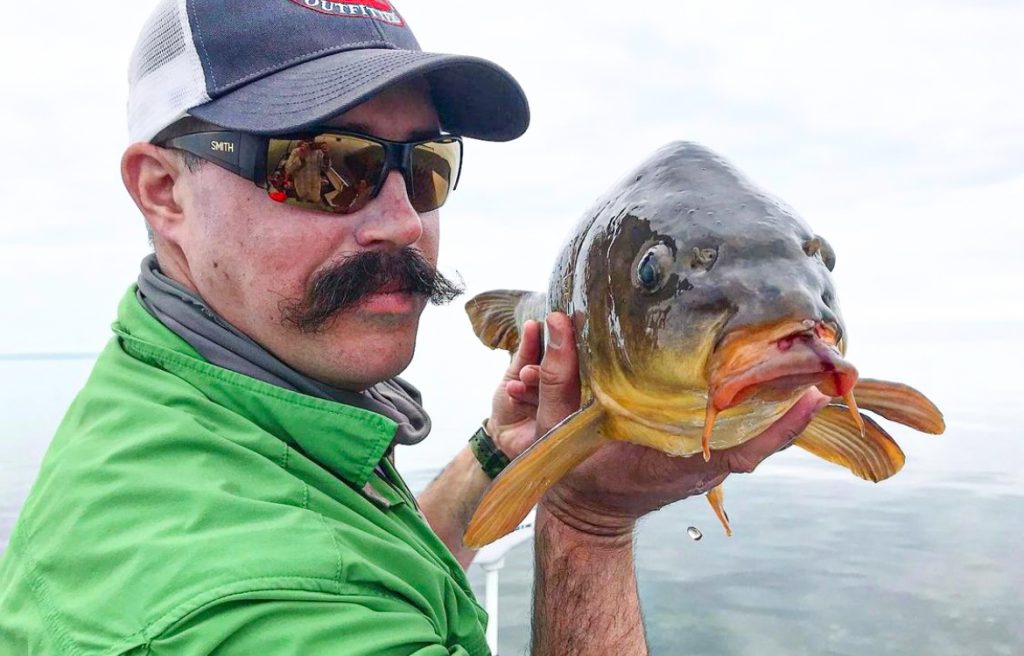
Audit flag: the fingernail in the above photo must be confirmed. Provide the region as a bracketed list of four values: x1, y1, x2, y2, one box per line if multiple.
[546, 316, 562, 349]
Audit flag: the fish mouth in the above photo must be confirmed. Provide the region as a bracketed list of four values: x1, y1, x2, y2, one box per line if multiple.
[699, 319, 860, 460]
[710, 320, 855, 408]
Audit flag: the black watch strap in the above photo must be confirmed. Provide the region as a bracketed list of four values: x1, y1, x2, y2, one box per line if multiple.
[469, 421, 511, 480]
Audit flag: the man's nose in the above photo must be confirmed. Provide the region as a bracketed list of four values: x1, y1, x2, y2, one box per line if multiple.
[354, 171, 424, 248]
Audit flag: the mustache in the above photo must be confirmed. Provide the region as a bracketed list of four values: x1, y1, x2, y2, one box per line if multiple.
[281, 247, 464, 333]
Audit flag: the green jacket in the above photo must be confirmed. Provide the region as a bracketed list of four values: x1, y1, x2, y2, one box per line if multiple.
[0, 289, 489, 655]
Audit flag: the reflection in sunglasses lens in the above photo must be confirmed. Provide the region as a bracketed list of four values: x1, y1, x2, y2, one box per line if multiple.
[410, 140, 460, 213]
[324, 136, 384, 213]
[265, 134, 459, 215]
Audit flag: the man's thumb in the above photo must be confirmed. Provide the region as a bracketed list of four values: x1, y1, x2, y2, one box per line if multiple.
[536, 313, 581, 435]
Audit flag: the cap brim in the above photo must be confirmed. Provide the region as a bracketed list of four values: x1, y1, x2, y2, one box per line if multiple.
[188, 48, 529, 142]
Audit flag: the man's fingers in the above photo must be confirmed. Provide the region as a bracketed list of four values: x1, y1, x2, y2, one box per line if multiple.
[508, 320, 542, 376]
[506, 379, 540, 407]
[536, 313, 581, 436]
[724, 389, 830, 474]
[519, 365, 541, 387]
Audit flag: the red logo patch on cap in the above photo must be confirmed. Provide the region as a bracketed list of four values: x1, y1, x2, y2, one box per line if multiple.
[289, 0, 405, 26]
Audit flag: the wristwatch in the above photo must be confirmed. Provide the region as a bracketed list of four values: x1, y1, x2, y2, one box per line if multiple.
[469, 420, 511, 479]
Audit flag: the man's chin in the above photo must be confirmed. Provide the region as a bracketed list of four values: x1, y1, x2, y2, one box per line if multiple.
[293, 315, 421, 390]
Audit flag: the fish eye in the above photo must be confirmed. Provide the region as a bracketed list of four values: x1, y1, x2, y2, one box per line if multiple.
[638, 254, 659, 288]
[635, 243, 674, 294]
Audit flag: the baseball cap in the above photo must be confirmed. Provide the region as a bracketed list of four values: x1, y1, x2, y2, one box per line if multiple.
[127, 0, 530, 144]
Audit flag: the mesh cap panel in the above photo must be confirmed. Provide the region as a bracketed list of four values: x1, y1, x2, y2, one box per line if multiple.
[130, 2, 186, 80]
[127, 0, 210, 143]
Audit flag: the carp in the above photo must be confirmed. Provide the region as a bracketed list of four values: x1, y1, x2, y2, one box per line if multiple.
[463, 142, 944, 549]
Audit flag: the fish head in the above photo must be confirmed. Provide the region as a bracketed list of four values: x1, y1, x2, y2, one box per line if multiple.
[585, 142, 854, 428]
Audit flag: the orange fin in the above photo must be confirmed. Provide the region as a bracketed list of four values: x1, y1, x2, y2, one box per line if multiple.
[706, 484, 733, 536]
[793, 406, 905, 482]
[465, 290, 540, 352]
[848, 378, 945, 434]
[464, 401, 608, 549]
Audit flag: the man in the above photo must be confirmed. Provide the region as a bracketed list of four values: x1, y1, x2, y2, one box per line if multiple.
[0, 1, 825, 654]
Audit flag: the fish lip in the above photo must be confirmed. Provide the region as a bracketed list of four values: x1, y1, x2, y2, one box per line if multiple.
[707, 320, 857, 411]
[711, 315, 843, 354]
[773, 321, 840, 354]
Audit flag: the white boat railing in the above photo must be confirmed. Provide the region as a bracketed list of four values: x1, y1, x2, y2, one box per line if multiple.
[472, 509, 536, 655]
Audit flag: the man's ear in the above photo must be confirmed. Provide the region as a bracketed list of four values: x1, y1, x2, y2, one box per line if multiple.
[121, 144, 188, 242]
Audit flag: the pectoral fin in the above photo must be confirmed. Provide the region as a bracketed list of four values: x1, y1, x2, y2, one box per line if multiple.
[848, 378, 945, 434]
[706, 484, 733, 536]
[794, 406, 905, 482]
[465, 290, 533, 352]
[464, 401, 608, 549]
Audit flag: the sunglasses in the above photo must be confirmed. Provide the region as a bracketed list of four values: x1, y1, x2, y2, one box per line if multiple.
[161, 128, 463, 215]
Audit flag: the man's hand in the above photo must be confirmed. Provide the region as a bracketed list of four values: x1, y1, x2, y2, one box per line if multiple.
[535, 311, 830, 537]
[417, 320, 545, 568]
[485, 319, 546, 460]
[529, 311, 829, 656]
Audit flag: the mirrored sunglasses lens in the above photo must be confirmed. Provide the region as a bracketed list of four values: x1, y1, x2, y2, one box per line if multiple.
[409, 139, 461, 213]
[265, 135, 385, 213]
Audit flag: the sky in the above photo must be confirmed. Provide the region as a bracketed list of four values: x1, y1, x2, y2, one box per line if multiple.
[1, 0, 1021, 470]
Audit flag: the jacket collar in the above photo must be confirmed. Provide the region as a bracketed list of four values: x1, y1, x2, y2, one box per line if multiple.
[112, 287, 398, 488]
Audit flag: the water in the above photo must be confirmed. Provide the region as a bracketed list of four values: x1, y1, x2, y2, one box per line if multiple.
[2, 322, 1022, 655]
[460, 321, 1024, 655]
[460, 476, 1022, 656]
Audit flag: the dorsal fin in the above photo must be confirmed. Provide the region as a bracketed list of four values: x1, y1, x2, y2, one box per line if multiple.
[465, 290, 533, 352]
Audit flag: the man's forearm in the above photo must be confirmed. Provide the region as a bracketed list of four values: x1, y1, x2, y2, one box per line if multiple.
[532, 505, 647, 656]
[416, 446, 490, 568]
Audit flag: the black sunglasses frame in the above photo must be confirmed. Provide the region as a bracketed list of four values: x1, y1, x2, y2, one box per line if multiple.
[160, 129, 463, 213]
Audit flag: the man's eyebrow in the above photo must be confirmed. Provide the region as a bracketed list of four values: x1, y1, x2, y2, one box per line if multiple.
[341, 121, 442, 141]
